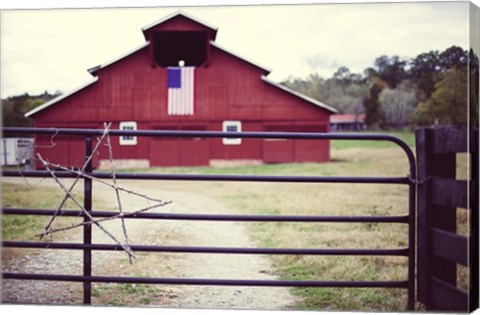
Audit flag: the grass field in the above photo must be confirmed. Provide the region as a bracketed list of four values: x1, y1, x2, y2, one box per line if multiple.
[330, 131, 415, 150]
[116, 131, 416, 310]
[1, 131, 470, 311]
[1, 182, 86, 241]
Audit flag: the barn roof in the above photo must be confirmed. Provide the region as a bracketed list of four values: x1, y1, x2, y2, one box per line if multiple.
[261, 76, 338, 114]
[210, 41, 272, 74]
[25, 78, 98, 117]
[25, 11, 337, 117]
[87, 42, 150, 76]
[141, 11, 218, 40]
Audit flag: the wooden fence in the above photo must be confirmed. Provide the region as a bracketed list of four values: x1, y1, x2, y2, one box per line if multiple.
[416, 126, 479, 311]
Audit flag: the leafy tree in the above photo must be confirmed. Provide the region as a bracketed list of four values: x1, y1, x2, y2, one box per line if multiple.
[333, 66, 365, 85]
[282, 69, 368, 114]
[24, 98, 46, 113]
[408, 50, 441, 101]
[363, 78, 387, 129]
[469, 49, 479, 127]
[408, 46, 468, 102]
[333, 66, 350, 79]
[412, 46, 470, 126]
[379, 81, 416, 129]
[440, 46, 468, 69]
[2, 92, 58, 128]
[366, 55, 408, 89]
[284, 46, 471, 129]
[414, 68, 468, 125]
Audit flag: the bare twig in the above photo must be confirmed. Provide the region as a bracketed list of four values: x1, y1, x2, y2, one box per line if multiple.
[35, 201, 171, 238]
[33, 122, 173, 264]
[40, 161, 166, 203]
[105, 122, 132, 263]
[40, 123, 112, 239]
[37, 153, 136, 260]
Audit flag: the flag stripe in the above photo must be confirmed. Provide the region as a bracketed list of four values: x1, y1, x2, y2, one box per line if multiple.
[168, 67, 195, 116]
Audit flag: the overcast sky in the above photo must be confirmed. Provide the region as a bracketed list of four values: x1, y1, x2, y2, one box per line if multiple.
[0, 1, 476, 98]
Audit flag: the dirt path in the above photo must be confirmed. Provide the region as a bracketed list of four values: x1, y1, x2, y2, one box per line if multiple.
[2, 178, 295, 310]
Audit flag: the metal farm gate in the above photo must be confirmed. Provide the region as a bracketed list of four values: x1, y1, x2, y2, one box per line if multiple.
[1, 126, 476, 311]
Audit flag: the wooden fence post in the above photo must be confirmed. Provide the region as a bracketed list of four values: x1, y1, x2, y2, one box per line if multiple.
[416, 126, 476, 311]
[470, 129, 479, 311]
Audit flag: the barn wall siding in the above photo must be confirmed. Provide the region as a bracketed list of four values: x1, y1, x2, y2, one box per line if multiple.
[35, 44, 329, 124]
[31, 13, 334, 168]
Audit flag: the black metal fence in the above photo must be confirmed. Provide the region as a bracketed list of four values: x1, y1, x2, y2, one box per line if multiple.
[1, 127, 416, 309]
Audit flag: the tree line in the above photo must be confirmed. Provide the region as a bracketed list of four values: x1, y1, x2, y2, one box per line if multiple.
[282, 46, 479, 129]
[1, 46, 478, 130]
[1, 91, 60, 128]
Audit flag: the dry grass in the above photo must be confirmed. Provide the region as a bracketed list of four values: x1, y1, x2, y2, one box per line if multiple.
[1, 182, 85, 241]
[132, 146, 413, 311]
[133, 143, 470, 311]
[1, 180, 180, 306]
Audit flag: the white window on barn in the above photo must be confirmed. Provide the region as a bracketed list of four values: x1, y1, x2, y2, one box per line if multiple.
[119, 121, 137, 145]
[222, 121, 241, 145]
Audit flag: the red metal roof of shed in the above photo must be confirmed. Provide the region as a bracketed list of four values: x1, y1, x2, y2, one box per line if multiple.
[330, 114, 365, 123]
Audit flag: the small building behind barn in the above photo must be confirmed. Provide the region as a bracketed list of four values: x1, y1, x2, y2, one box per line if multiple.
[330, 114, 366, 131]
[26, 11, 337, 169]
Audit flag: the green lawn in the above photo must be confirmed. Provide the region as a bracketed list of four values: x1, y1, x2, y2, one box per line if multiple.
[1, 182, 85, 240]
[330, 131, 415, 150]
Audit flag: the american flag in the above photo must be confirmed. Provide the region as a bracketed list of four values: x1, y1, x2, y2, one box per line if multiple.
[167, 66, 195, 115]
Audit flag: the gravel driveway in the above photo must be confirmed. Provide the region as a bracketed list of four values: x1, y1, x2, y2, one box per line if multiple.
[2, 177, 295, 310]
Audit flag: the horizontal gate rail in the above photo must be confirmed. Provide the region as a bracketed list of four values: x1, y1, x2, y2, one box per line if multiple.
[3, 273, 409, 288]
[2, 170, 411, 184]
[1, 127, 416, 310]
[0, 126, 416, 143]
[3, 208, 410, 223]
[2, 241, 409, 256]
[2, 126, 416, 169]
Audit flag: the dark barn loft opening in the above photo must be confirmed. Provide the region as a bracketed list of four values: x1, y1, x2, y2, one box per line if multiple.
[153, 31, 208, 67]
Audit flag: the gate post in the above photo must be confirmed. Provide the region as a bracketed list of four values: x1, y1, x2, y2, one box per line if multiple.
[416, 128, 457, 309]
[83, 136, 93, 304]
[470, 129, 479, 311]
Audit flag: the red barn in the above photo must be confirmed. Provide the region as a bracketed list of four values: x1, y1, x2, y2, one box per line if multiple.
[26, 11, 337, 169]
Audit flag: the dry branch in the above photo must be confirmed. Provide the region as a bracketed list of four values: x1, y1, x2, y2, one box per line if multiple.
[40, 122, 112, 239]
[40, 161, 166, 203]
[105, 122, 132, 263]
[35, 201, 171, 238]
[34, 122, 172, 263]
[37, 153, 136, 260]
